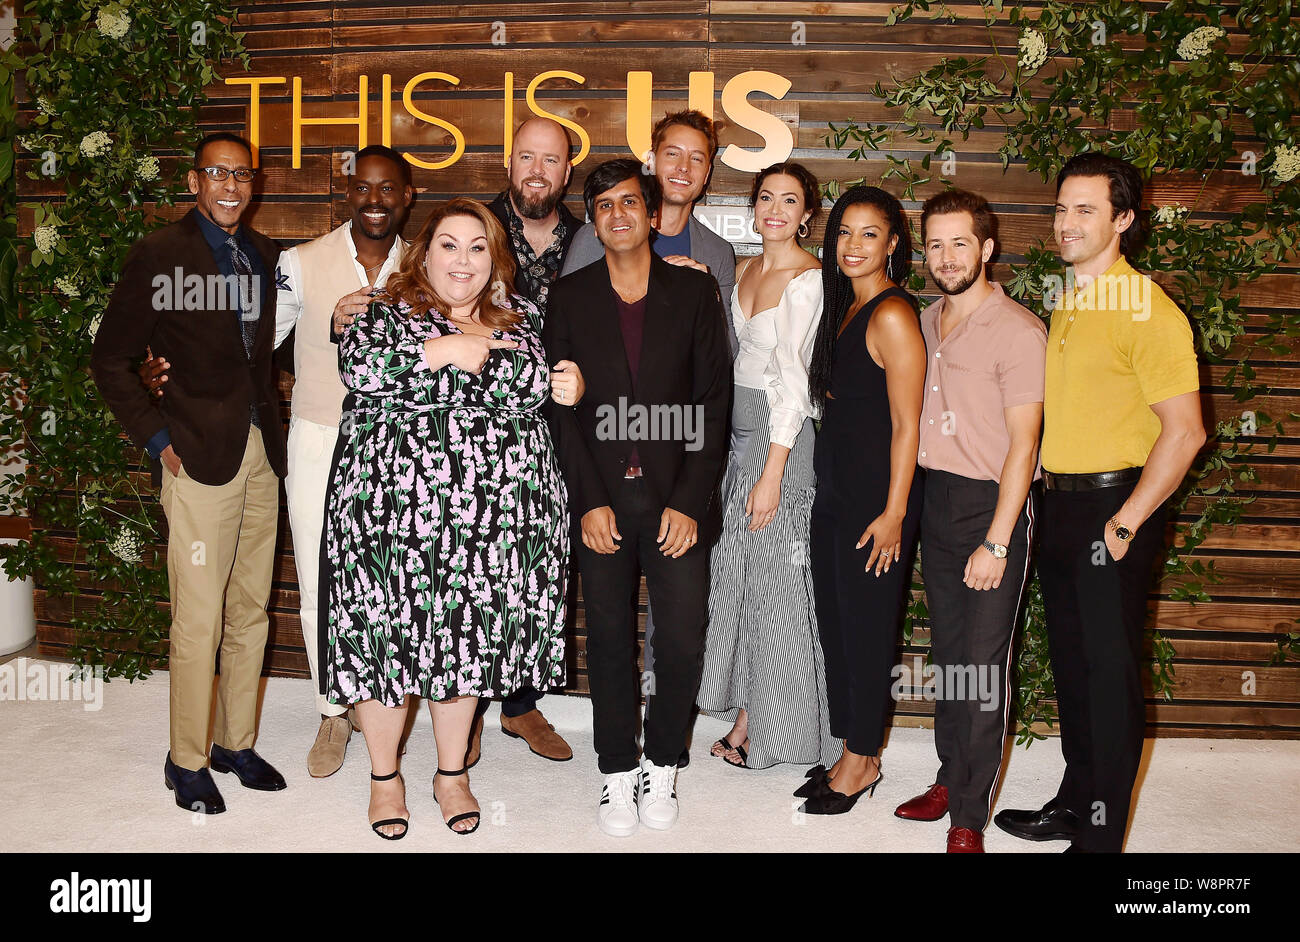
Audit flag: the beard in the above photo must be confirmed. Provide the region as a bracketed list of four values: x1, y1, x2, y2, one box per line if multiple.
[931, 264, 981, 296]
[510, 179, 562, 220]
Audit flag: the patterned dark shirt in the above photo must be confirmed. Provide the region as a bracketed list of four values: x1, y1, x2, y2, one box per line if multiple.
[500, 193, 569, 314]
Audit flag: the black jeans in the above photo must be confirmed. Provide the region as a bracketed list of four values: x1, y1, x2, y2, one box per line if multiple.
[576, 478, 710, 774]
[1038, 480, 1167, 852]
[921, 471, 1036, 830]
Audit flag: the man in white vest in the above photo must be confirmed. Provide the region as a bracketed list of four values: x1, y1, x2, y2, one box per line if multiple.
[142, 145, 414, 777]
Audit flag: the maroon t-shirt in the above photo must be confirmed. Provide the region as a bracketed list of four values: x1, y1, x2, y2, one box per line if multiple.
[617, 295, 646, 469]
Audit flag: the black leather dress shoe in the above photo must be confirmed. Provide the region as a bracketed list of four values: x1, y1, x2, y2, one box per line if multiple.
[209, 744, 287, 791]
[993, 798, 1078, 841]
[164, 752, 226, 814]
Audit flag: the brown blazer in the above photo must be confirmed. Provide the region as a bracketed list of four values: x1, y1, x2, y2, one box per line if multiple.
[91, 209, 287, 486]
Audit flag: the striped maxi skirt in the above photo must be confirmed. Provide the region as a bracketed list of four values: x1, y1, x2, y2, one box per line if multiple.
[697, 384, 841, 769]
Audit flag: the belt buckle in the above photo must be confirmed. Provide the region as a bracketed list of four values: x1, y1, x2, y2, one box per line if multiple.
[623, 466, 643, 479]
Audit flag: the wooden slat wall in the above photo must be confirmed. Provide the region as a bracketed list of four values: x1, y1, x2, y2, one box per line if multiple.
[21, 1, 1299, 737]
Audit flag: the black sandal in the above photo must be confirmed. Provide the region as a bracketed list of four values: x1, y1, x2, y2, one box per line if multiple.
[369, 770, 409, 841]
[433, 767, 481, 835]
[721, 739, 750, 769]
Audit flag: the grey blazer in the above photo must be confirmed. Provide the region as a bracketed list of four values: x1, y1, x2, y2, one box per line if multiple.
[560, 212, 739, 356]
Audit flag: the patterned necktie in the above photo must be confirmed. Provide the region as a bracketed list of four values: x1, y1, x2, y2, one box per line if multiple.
[225, 234, 260, 428]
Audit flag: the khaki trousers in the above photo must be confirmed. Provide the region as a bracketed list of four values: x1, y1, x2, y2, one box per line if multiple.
[159, 426, 279, 771]
[284, 415, 344, 718]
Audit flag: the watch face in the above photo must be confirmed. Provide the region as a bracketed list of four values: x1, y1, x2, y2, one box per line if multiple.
[1116, 526, 1132, 541]
[994, 545, 1008, 559]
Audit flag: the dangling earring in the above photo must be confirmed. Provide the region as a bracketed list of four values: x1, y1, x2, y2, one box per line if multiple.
[798, 222, 809, 238]
[887, 255, 894, 281]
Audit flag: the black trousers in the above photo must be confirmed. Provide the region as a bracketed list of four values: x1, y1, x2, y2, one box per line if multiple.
[810, 474, 922, 758]
[1038, 480, 1167, 852]
[474, 686, 542, 719]
[921, 471, 1035, 830]
[576, 478, 710, 774]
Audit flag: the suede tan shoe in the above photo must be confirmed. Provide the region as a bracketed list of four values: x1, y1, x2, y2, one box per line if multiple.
[465, 710, 484, 769]
[307, 715, 352, 778]
[500, 709, 573, 761]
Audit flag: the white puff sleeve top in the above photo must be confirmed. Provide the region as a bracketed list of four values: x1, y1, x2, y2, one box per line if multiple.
[730, 267, 824, 449]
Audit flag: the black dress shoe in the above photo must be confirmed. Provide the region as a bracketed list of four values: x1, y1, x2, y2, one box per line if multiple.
[677, 747, 690, 769]
[993, 798, 1078, 842]
[164, 752, 226, 814]
[209, 744, 287, 791]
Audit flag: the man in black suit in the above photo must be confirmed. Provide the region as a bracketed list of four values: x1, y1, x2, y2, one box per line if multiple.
[91, 133, 288, 814]
[543, 159, 730, 837]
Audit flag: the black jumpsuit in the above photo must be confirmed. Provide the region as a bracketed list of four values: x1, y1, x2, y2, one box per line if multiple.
[810, 286, 924, 757]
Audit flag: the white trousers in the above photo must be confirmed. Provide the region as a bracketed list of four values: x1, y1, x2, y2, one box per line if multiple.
[285, 415, 344, 717]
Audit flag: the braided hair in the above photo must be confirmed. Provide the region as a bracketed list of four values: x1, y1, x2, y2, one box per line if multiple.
[807, 185, 912, 405]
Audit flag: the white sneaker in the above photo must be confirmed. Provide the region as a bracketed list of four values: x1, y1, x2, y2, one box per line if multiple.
[638, 758, 679, 830]
[597, 769, 641, 837]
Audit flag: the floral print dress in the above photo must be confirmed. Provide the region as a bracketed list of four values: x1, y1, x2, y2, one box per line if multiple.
[322, 294, 568, 707]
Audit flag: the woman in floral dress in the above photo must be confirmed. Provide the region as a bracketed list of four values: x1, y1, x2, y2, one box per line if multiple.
[321, 199, 578, 838]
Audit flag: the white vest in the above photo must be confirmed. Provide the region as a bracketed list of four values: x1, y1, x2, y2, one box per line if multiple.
[292, 225, 403, 427]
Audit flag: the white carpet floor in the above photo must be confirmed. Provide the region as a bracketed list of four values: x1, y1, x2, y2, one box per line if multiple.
[3, 658, 1297, 853]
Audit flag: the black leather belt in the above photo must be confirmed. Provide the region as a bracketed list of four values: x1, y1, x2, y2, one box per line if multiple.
[1042, 467, 1143, 491]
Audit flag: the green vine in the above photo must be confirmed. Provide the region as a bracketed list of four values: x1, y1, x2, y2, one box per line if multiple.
[0, 1, 247, 680]
[830, 0, 1300, 740]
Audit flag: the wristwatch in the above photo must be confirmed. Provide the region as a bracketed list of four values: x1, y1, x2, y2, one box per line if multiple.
[1108, 517, 1135, 542]
[981, 539, 1008, 559]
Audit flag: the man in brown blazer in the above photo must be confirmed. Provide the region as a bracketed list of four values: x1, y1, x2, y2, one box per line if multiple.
[91, 133, 288, 814]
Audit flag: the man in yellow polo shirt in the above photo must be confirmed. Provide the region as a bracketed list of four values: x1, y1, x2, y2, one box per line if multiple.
[994, 153, 1205, 853]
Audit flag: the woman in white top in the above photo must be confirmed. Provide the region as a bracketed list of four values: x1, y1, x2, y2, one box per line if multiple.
[696, 163, 841, 770]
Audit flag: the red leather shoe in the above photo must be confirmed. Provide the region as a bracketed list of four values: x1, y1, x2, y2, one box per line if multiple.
[894, 783, 948, 820]
[947, 826, 985, 853]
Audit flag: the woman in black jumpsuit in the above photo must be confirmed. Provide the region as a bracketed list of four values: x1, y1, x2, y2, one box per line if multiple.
[800, 186, 926, 815]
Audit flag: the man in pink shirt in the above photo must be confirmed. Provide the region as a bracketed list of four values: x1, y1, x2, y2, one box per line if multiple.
[892, 190, 1046, 852]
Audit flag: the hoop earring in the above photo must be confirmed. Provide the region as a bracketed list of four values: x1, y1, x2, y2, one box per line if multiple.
[798, 222, 809, 238]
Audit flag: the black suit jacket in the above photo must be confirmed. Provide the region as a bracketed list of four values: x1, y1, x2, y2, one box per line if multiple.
[542, 252, 731, 542]
[91, 209, 287, 486]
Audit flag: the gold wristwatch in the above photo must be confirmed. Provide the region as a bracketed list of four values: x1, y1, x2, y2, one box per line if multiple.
[1108, 517, 1135, 542]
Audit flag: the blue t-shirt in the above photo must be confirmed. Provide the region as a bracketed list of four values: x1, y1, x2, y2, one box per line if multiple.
[651, 224, 691, 259]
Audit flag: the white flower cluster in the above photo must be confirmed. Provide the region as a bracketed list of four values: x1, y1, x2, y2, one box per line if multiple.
[1176, 25, 1224, 61]
[108, 526, 142, 563]
[1230, 61, 1245, 73]
[37, 96, 56, 116]
[33, 225, 60, 254]
[96, 7, 131, 40]
[88, 312, 103, 339]
[1152, 204, 1189, 224]
[135, 156, 160, 182]
[54, 276, 80, 297]
[1019, 28, 1048, 72]
[79, 131, 112, 159]
[1269, 144, 1300, 183]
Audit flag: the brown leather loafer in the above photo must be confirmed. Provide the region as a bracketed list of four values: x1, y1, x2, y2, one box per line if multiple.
[500, 709, 573, 761]
[895, 783, 949, 821]
[307, 715, 352, 778]
[947, 826, 985, 853]
[465, 710, 484, 769]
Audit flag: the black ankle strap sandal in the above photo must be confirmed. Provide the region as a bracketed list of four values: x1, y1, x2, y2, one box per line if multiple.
[434, 767, 481, 835]
[369, 770, 408, 840]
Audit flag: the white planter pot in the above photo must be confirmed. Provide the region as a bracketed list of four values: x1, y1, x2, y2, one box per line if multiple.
[0, 537, 36, 656]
